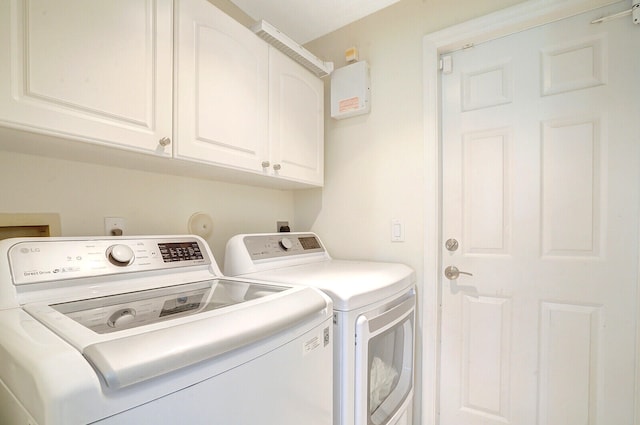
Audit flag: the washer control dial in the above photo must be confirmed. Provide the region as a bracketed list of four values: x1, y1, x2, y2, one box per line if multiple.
[107, 244, 135, 266]
[108, 308, 136, 328]
[279, 237, 293, 251]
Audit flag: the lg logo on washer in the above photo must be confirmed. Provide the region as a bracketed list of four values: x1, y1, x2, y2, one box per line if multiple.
[20, 247, 40, 254]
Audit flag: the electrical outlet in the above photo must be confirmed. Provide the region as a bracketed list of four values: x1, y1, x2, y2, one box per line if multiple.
[105, 217, 125, 236]
[277, 221, 290, 232]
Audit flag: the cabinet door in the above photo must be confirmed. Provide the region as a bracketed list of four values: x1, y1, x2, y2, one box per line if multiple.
[268, 48, 324, 186]
[175, 0, 269, 171]
[0, 0, 173, 156]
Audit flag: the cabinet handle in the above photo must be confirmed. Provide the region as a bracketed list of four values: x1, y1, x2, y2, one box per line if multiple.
[273, 164, 281, 171]
[261, 161, 270, 168]
[159, 137, 171, 147]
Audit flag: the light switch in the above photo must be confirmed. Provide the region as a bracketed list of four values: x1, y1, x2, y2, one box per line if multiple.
[391, 219, 404, 242]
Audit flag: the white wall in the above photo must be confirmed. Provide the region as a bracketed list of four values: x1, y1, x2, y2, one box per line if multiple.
[0, 150, 294, 267]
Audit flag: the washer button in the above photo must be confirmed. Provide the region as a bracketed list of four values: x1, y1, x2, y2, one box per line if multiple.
[108, 244, 135, 266]
[108, 308, 136, 328]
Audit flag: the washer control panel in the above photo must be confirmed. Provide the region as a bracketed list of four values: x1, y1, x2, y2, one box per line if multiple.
[9, 237, 210, 285]
[243, 233, 325, 261]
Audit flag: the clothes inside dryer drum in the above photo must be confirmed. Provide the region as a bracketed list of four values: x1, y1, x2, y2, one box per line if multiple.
[370, 356, 399, 412]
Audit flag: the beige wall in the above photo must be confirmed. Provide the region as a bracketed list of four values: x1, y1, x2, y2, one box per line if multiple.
[301, 0, 526, 263]
[0, 151, 294, 268]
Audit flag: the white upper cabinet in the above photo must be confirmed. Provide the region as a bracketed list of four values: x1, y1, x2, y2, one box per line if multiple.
[268, 47, 324, 186]
[0, 0, 324, 187]
[0, 0, 174, 156]
[174, 0, 269, 171]
[176, 0, 324, 186]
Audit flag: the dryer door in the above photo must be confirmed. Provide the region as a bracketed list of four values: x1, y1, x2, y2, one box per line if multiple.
[355, 290, 415, 425]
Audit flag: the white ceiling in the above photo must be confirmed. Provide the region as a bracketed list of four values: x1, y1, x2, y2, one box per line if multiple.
[229, 0, 402, 44]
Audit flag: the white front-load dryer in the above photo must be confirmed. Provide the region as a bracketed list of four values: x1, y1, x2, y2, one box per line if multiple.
[225, 232, 416, 425]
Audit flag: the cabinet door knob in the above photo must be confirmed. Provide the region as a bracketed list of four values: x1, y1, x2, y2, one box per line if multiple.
[273, 163, 281, 171]
[261, 161, 270, 168]
[159, 137, 171, 147]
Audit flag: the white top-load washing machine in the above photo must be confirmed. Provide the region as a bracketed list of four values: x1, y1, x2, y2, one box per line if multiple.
[225, 232, 416, 425]
[0, 235, 333, 425]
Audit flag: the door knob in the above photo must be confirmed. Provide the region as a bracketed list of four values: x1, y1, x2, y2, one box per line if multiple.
[445, 238, 459, 252]
[444, 266, 473, 280]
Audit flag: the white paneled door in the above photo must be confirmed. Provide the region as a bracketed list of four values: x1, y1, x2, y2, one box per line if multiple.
[439, 2, 639, 424]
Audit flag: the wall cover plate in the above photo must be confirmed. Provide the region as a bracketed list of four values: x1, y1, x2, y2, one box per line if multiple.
[188, 212, 213, 238]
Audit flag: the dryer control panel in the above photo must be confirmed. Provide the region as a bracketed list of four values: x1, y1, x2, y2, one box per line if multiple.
[224, 232, 331, 276]
[243, 233, 325, 261]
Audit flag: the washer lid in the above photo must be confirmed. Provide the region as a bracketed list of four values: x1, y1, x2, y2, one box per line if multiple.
[238, 259, 415, 311]
[23, 279, 330, 390]
[48, 279, 287, 334]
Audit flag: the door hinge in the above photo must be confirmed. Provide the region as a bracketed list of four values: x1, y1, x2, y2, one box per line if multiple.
[440, 55, 453, 74]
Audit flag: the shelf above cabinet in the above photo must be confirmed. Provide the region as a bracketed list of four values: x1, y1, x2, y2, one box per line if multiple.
[0, 126, 321, 190]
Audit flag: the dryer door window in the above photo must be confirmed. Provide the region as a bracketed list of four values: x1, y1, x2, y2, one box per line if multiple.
[355, 292, 415, 425]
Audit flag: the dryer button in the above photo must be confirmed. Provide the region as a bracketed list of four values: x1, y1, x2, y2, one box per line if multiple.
[279, 237, 293, 251]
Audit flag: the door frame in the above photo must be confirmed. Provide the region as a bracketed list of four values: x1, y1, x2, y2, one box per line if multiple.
[420, 0, 630, 423]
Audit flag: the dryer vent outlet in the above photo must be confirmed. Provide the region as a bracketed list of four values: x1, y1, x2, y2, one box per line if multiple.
[277, 221, 290, 232]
